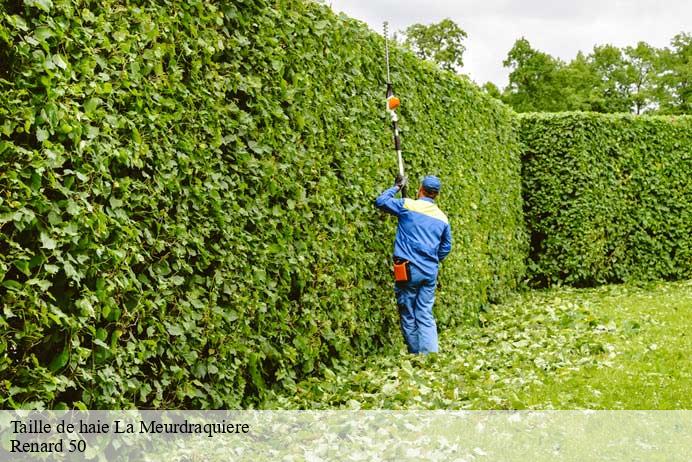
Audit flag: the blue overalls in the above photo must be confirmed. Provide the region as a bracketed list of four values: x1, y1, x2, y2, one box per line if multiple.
[375, 186, 453, 353]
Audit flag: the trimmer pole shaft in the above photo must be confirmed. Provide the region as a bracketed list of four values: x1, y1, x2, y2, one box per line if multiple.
[384, 22, 406, 197]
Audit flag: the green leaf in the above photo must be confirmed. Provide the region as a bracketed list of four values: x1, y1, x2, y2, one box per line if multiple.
[34, 26, 54, 42]
[84, 97, 100, 114]
[36, 127, 49, 142]
[26, 278, 52, 291]
[93, 339, 109, 349]
[96, 327, 108, 341]
[66, 200, 80, 216]
[40, 232, 56, 250]
[52, 54, 68, 70]
[7, 15, 28, 31]
[14, 260, 31, 277]
[32, 0, 53, 12]
[109, 197, 123, 208]
[3, 305, 16, 318]
[77, 298, 95, 317]
[2, 280, 22, 291]
[170, 275, 185, 286]
[166, 324, 184, 336]
[63, 261, 80, 282]
[113, 30, 128, 42]
[48, 348, 69, 372]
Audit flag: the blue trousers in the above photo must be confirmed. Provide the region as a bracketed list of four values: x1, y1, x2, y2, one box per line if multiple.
[394, 264, 438, 354]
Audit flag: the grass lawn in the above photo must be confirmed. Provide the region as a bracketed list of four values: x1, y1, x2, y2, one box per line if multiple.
[518, 280, 692, 409]
[266, 279, 692, 409]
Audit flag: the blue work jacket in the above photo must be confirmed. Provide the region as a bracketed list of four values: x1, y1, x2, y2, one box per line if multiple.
[375, 186, 453, 277]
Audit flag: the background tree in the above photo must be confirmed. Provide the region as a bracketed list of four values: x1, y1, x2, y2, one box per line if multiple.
[498, 34, 691, 115]
[556, 51, 601, 111]
[656, 33, 692, 114]
[482, 81, 502, 100]
[501, 38, 565, 112]
[623, 42, 659, 114]
[403, 19, 468, 72]
[587, 45, 633, 113]
[399, 25, 689, 115]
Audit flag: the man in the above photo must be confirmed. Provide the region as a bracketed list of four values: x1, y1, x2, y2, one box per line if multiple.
[375, 174, 453, 354]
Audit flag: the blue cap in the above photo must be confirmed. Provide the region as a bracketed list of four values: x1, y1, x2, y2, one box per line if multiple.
[422, 175, 441, 192]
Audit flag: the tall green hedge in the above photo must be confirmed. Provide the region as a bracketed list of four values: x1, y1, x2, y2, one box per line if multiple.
[520, 112, 692, 286]
[0, 0, 525, 408]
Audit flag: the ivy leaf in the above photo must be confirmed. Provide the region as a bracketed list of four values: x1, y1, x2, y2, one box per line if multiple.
[63, 261, 80, 282]
[93, 339, 109, 349]
[40, 232, 56, 250]
[26, 0, 53, 12]
[170, 275, 185, 286]
[3, 305, 16, 318]
[36, 128, 49, 142]
[84, 98, 100, 114]
[27, 279, 52, 291]
[7, 15, 28, 31]
[34, 26, 54, 43]
[14, 260, 31, 277]
[66, 200, 81, 216]
[166, 323, 184, 336]
[52, 54, 68, 69]
[2, 280, 22, 291]
[48, 349, 69, 372]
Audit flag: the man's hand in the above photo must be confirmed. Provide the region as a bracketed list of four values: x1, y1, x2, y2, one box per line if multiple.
[394, 174, 408, 190]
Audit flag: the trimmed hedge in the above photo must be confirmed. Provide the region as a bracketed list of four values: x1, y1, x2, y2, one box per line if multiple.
[520, 112, 692, 287]
[0, 0, 525, 408]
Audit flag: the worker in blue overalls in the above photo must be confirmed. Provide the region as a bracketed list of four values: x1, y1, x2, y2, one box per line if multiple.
[375, 175, 453, 354]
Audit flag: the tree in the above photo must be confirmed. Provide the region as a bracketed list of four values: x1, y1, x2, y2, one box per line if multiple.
[482, 82, 502, 100]
[556, 51, 601, 111]
[623, 42, 659, 114]
[403, 19, 468, 72]
[502, 38, 565, 112]
[657, 33, 692, 114]
[498, 33, 692, 115]
[587, 45, 633, 113]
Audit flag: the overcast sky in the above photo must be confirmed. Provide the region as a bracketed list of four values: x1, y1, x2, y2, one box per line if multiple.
[326, 0, 691, 88]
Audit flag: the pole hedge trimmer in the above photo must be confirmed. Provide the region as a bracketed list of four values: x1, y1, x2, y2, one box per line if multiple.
[383, 22, 406, 198]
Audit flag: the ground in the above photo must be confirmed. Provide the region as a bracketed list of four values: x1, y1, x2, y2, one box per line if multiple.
[266, 279, 692, 409]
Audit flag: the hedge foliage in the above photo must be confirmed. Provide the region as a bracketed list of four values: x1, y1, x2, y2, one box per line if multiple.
[520, 112, 692, 287]
[0, 0, 525, 408]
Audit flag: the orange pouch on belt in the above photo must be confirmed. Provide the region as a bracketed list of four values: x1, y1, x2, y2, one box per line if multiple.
[393, 260, 411, 283]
